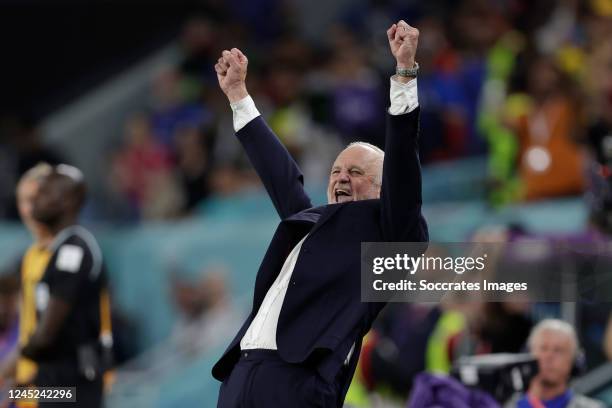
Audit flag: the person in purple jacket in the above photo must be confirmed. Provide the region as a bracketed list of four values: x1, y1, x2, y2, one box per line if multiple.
[212, 20, 428, 407]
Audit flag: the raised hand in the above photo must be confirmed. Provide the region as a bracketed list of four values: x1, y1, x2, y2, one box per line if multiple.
[387, 20, 419, 70]
[214, 48, 249, 103]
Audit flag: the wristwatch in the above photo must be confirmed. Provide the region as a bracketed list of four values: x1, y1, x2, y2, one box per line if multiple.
[396, 62, 419, 78]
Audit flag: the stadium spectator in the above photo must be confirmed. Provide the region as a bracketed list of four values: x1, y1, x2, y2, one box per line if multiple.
[173, 122, 215, 213]
[413, 16, 471, 163]
[109, 112, 182, 220]
[504, 319, 603, 408]
[477, 28, 526, 206]
[262, 41, 343, 184]
[510, 55, 585, 201]
[322, 25, 386, 148]
[150, 68, 212, 150]
[178, 16, 220, 84]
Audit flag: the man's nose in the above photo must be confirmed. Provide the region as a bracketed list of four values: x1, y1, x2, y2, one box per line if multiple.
[338, 171, 350, 182]
[541, 351, 555, 362]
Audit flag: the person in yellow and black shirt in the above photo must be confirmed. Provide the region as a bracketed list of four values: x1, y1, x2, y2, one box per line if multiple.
[0, 164, 55, 402]
[1, 164, 112, 408]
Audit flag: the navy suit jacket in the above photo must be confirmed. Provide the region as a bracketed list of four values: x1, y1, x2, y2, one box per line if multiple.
[212, 107, 428, 388]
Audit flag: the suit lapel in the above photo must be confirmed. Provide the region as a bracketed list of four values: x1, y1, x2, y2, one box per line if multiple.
[253, 203, 344, 311]
[282, 203, 344, 236]
[285, 207, 324, 224]
[308, 203, 344, 236]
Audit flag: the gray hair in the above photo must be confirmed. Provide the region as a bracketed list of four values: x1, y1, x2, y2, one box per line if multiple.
[527, 319, 578, 356]
[345, 142, 385, 186]
[346, 141, 385, 156]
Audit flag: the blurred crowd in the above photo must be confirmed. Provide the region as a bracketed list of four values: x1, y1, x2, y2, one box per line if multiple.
[100, 0, 612, 224]
[0, 0, 610, 223]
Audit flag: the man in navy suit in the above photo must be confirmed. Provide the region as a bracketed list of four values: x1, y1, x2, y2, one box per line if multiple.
[212, 20, 428, 407]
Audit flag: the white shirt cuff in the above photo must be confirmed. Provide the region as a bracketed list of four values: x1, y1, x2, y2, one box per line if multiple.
[388, 76, 419, 116]
[230, 95, 261, 132]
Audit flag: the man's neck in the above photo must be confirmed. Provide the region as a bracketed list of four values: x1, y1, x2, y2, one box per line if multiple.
[32, 226, 54, 249]
[44, 217, 77, 246]
[529, 378, 568, 401]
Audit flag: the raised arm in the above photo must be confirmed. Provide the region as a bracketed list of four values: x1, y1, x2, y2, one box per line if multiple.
[215, 48, 312, 219]
[380, 21, 428, 242]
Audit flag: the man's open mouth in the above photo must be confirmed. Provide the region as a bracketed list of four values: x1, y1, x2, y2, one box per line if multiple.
[335, 189, 352, 203]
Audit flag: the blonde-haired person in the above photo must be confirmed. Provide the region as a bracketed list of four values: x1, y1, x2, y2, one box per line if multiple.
[0, 163, 55, 394]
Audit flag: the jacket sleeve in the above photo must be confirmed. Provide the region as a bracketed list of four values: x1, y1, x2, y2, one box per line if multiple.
[236, 116, 313, 219]
[379, 107, 428, 242]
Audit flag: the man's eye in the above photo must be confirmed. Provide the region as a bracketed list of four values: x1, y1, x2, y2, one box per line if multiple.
[331, 170, 340, 175]
[350, 170, 362, 175]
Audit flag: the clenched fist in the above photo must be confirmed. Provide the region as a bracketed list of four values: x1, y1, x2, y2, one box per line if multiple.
[215, 48, 249, 103]
[387, 20, 419, 70]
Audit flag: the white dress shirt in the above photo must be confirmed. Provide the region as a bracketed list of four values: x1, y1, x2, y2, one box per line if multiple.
[235, 76, 419, 354]
[240, 236, 308, 350]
